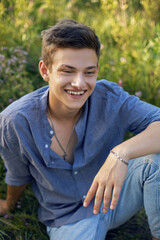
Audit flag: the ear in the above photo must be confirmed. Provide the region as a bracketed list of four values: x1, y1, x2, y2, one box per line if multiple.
[39, 60, 50, 82]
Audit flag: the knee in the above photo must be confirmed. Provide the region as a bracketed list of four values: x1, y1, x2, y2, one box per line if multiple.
[149, 153, 160, 169]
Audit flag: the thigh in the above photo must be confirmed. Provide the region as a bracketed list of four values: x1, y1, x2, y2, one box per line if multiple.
[47, 212, 110, 240]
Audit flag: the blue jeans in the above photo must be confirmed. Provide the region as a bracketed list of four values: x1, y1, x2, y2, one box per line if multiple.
[47, 154, 160, 239]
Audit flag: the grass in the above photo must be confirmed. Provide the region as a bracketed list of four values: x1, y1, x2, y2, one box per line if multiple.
[0, 182, 151, 240]
[106, 209, 151, 240]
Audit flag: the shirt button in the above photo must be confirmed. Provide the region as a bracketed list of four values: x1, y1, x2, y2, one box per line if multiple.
[50, 130, 54, 135]
[74, 171, 78, 175]
[83, 195, 86, 199]
[52, 161, 54, 164]
[45, 144, 49, 148]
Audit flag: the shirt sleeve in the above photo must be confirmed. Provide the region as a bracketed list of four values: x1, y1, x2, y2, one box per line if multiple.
[0, 114, 33, 186]
[112, 83, 160, 134]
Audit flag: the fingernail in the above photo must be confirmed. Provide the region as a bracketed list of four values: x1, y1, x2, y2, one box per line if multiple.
[103, 208, 107, 213]
[83, 202, 87, 207]
[93, 209, 98, 214]
[110, 205, 114, 210]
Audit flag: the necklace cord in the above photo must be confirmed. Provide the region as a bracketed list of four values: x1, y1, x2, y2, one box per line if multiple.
[47, 107, 76, 160]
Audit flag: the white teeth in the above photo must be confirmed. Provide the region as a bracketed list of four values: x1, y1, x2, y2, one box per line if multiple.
[66, 90, 85, 96]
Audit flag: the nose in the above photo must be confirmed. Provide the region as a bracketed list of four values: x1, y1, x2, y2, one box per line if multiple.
[71, 73, 86, 89]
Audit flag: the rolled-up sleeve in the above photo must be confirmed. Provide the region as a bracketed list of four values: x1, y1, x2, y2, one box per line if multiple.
[0, 115, 33, 186]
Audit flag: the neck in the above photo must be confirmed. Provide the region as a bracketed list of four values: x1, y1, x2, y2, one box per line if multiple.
[48, 95, 82, 122]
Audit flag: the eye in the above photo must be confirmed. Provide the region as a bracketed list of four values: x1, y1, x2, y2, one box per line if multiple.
[62, 70, 72, 73]
[85, 71, 95, 75]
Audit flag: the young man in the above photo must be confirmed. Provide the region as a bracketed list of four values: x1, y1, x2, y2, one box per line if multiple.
[0, 19, 160, 240]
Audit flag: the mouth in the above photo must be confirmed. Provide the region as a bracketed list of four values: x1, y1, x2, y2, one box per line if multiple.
[65, 90, 86, 96]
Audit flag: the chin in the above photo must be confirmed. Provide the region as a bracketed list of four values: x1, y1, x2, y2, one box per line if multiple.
[66, 104, 84, 111]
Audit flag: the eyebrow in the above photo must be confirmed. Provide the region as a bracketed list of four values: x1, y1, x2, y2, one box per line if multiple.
[59, 64, 97, 70]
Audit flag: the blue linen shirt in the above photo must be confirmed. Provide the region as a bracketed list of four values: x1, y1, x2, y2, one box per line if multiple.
[0, 80, 160, 227]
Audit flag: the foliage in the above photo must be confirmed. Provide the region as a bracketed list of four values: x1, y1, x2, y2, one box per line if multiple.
[0, 0, 160, 239]
[0, 46, 34, 111]
[141, 0, 160, 22]
[0, 0, 160, 108]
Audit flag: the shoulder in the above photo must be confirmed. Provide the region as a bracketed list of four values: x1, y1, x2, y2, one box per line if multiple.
[95, 79, 124, 95]
[92, 79, 127, 101]
[0, 86, 49, 128]
[89, 79, 140, 113]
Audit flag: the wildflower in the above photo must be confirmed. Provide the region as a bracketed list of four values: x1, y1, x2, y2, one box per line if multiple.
[1, 47, 8, 50]
[8, 6, 13, 11]
[8, 99, 13, 104]
[17, 65, 24, 72]
[16, 201, 21, 209]
[11, 56, 18, 62]
[8, 56, 18, 65]
[118, 80, 123, 87]
[6, 67, 10, 73]
[21, 217, 30, 226]
[135, 91, 142, 98]
[16, 205, 21, 209]
[21, 59, 27, 64]
[120, 57, 127, 63]
[13, 47, 28, 56]
[21, 50, 28, 56]
[4, 214, 13, 219]
[0, 54, 5, 61]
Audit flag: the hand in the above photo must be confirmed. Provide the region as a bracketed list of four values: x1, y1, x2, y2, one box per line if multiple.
[83, 152, 128, 214]
[0, 199, 10, 216]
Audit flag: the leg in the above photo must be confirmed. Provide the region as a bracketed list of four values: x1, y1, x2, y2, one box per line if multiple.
[46, 154, 160, 240]
[143, 154, 160, 239]
[47, 212, 110, 240]
[108, 154, 160, 239]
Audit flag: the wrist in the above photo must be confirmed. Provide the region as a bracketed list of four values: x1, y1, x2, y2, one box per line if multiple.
[0, 199, 12, 216]
[110, 150, 128, 166]
[112, 145, 130, 163]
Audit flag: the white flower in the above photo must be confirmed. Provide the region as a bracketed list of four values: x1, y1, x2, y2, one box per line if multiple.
[120, 57, 127, 63]
[135, 91, 142, 98]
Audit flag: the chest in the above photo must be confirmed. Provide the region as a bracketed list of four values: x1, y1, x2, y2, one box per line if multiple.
[50, 128, 77, 165]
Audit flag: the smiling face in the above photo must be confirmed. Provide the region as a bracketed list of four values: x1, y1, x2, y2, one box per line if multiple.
[39, 48, 99, 115]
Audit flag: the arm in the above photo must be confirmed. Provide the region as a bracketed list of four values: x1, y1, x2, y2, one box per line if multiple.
[83, 121, 160, 214]
[0, 184, 27, 216]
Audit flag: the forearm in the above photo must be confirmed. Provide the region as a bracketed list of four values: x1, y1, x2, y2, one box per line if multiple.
[0, 184, 27, 216]
[6, 184, 27, 210]
[113, 121, 160, 162]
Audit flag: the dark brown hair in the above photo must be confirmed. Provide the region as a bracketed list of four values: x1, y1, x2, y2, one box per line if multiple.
[41, 19, 101, 71]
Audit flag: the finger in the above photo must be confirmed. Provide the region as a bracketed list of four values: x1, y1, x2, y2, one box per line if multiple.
[102, 187, 112, 213]
[83, 181, 98, 207]
[110, 186, 121, 210]
[93, 185, 105, 214]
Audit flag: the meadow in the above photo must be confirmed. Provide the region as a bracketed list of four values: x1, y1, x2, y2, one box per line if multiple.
[0, 0, 160, 239]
